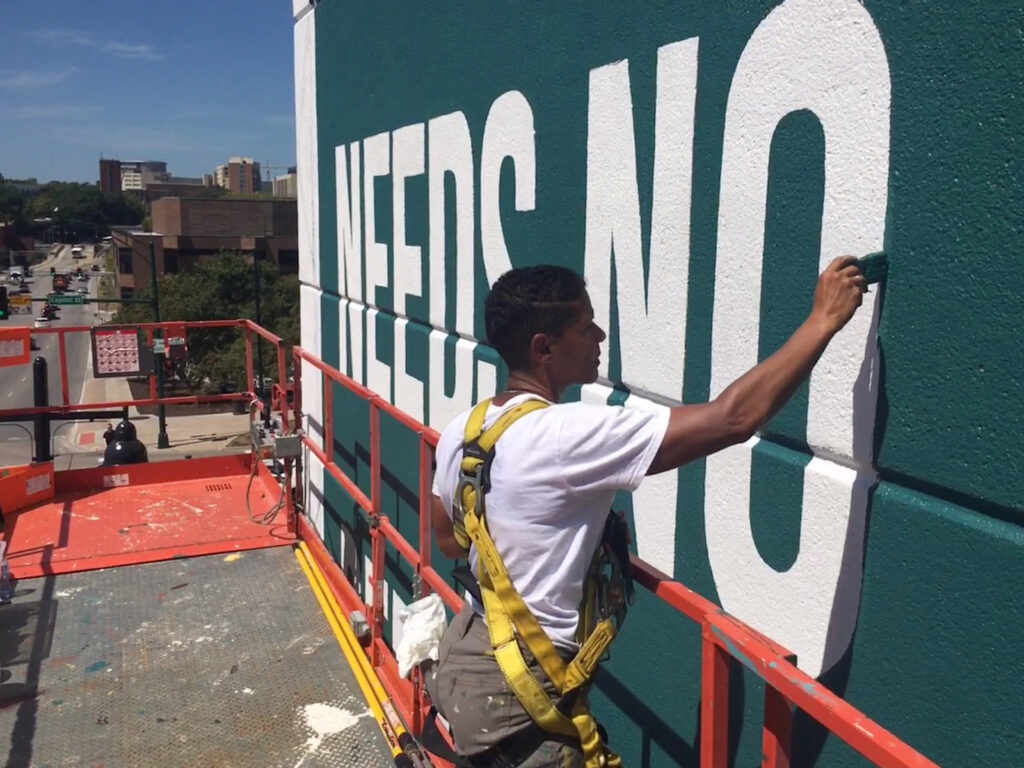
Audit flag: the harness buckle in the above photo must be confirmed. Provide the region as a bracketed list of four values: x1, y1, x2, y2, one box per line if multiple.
[461, 439, 495, 493]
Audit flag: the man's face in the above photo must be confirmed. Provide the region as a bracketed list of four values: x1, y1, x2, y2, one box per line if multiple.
[549, 292, 606, 386]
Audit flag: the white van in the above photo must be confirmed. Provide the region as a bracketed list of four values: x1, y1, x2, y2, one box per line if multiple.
[9, 268, 23, 282]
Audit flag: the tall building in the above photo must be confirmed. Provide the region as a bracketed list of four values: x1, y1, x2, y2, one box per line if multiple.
[99, 158, 121, 192]
[99, 159, 170, 191]
[120, 161, 170, 190]
[214, 157, 262, 194]
[273, 167, 297, 198]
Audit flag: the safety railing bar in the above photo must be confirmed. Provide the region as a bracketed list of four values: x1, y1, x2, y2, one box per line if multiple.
[373, 397, 440, 444]
[705, 613, 941, 768]
[241, 318, 284, 346]
[0, 393, 252, 419]
[293, 346, 377, 400]
[630, 555, 722, 624]
[301, 434, 373, 513]
[377, 516, 422, 571]
[29, 319, 246, 336]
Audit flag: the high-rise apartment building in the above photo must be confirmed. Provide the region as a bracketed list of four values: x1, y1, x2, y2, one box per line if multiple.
[99, 158, 121, 192]
[99, 159, 170, 191]
[214, 157, 262, 194]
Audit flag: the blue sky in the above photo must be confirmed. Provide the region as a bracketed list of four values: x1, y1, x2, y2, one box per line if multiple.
[0, 0, 297, 184]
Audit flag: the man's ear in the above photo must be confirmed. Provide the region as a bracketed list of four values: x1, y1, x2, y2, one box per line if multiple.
[529, 332, 553, 362]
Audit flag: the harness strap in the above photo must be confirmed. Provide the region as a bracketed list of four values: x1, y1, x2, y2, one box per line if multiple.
[454, 397, 622, 768]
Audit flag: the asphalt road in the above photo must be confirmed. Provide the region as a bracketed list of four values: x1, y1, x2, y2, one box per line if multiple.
[0, 245, 102, 466]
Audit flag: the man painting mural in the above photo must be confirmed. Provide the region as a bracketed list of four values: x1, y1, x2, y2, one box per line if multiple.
[428, 258, 867, 767]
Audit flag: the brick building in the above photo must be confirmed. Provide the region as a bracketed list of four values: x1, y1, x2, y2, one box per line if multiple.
[110, 197, 297, 299]
[99, 159, 121, 192]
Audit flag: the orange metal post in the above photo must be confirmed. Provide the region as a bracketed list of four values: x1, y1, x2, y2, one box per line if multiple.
[323, 373, 333, 464]
[701, 622, 731, 768]
[244, 327, 254, 399]
[762, 687, 792, 768]
[370, 517, 385, 668]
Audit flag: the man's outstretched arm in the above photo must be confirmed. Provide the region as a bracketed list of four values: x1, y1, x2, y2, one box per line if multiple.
[648, 256, 867, 475]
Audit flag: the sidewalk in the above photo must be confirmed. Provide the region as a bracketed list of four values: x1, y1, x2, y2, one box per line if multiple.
[56, 374, 253, 467]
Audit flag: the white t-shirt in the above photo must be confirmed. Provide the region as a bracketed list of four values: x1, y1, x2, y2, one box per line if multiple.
[432, 394, 669, 651]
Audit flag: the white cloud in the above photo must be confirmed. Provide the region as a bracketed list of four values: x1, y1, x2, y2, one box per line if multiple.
[0, 67, 76, 89]
[7, 104, 100, 120]
[25, 28, 164, 61]
[102, 42, 164, 61]
[25, 29, 98, 47]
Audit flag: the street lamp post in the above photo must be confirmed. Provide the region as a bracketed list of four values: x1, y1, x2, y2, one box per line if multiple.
[148, 241, 170, 449]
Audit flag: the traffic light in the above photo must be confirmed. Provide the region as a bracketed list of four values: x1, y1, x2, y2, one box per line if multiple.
[0, 286, 9, 321]
[50, 266, 56, 276]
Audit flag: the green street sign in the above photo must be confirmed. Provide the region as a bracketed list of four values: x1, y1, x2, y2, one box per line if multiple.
[48, 293, 85, 306]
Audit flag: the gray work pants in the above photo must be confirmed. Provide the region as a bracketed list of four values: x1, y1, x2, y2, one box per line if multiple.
[425, 605, 585, 768]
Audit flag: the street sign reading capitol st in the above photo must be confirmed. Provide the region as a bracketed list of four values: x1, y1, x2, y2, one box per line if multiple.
[47, 293, 84, 306]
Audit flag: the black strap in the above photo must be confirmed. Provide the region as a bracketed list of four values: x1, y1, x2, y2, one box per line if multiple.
[420, 707, 473, 767]
[451, 564, 483, 605]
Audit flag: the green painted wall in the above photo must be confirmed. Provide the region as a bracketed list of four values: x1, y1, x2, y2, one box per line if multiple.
[296, 2, 1024, 766]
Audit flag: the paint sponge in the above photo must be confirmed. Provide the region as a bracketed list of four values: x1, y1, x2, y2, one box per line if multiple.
[855, 251, 888, 285]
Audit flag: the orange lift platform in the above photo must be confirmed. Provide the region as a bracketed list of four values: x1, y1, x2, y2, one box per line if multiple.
[0, 319, 943, 768]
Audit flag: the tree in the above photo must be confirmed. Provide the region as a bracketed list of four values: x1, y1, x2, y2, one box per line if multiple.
[113, 251, 299, 392]
[24, 182, 144, 240]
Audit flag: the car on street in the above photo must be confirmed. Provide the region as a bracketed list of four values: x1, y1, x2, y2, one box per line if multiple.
[71, 245, 84, 258]
[16, 283, 31, 294]
[77, 287, 88, 295]
[79, 274, 89, 282]
[34, 317, 51, 328]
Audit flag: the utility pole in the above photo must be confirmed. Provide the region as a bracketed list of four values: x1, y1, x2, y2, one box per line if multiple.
[150, 241, 170, 449]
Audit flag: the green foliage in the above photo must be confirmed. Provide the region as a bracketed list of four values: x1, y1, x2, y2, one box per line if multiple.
[0, 183, 29, 230]
[113, 250, 299, 392]
[18, 181, 144, 240]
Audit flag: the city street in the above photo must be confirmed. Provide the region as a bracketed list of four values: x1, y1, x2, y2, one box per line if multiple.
[0, 244, 105, 466]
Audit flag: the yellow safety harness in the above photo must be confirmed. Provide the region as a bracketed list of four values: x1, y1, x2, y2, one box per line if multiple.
[452, 397, 627, 768]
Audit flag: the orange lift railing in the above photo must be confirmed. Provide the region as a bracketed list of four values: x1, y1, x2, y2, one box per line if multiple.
[0, 318, 292, 469]
[288, 343, 942, 768]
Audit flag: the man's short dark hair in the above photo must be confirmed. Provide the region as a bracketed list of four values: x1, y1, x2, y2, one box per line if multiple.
[485, 265, 587, 369]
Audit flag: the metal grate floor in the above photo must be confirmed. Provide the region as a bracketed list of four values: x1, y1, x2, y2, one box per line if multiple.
[0, 546, 397, 768]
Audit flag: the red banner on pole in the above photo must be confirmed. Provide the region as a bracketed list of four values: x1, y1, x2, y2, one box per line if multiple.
[0, 326, 31, 367]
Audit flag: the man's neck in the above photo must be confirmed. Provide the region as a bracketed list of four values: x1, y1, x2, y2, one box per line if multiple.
[499, 371, 558, 403]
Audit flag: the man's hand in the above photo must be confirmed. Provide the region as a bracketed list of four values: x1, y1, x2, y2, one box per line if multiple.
[810, 256, 868, 335]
